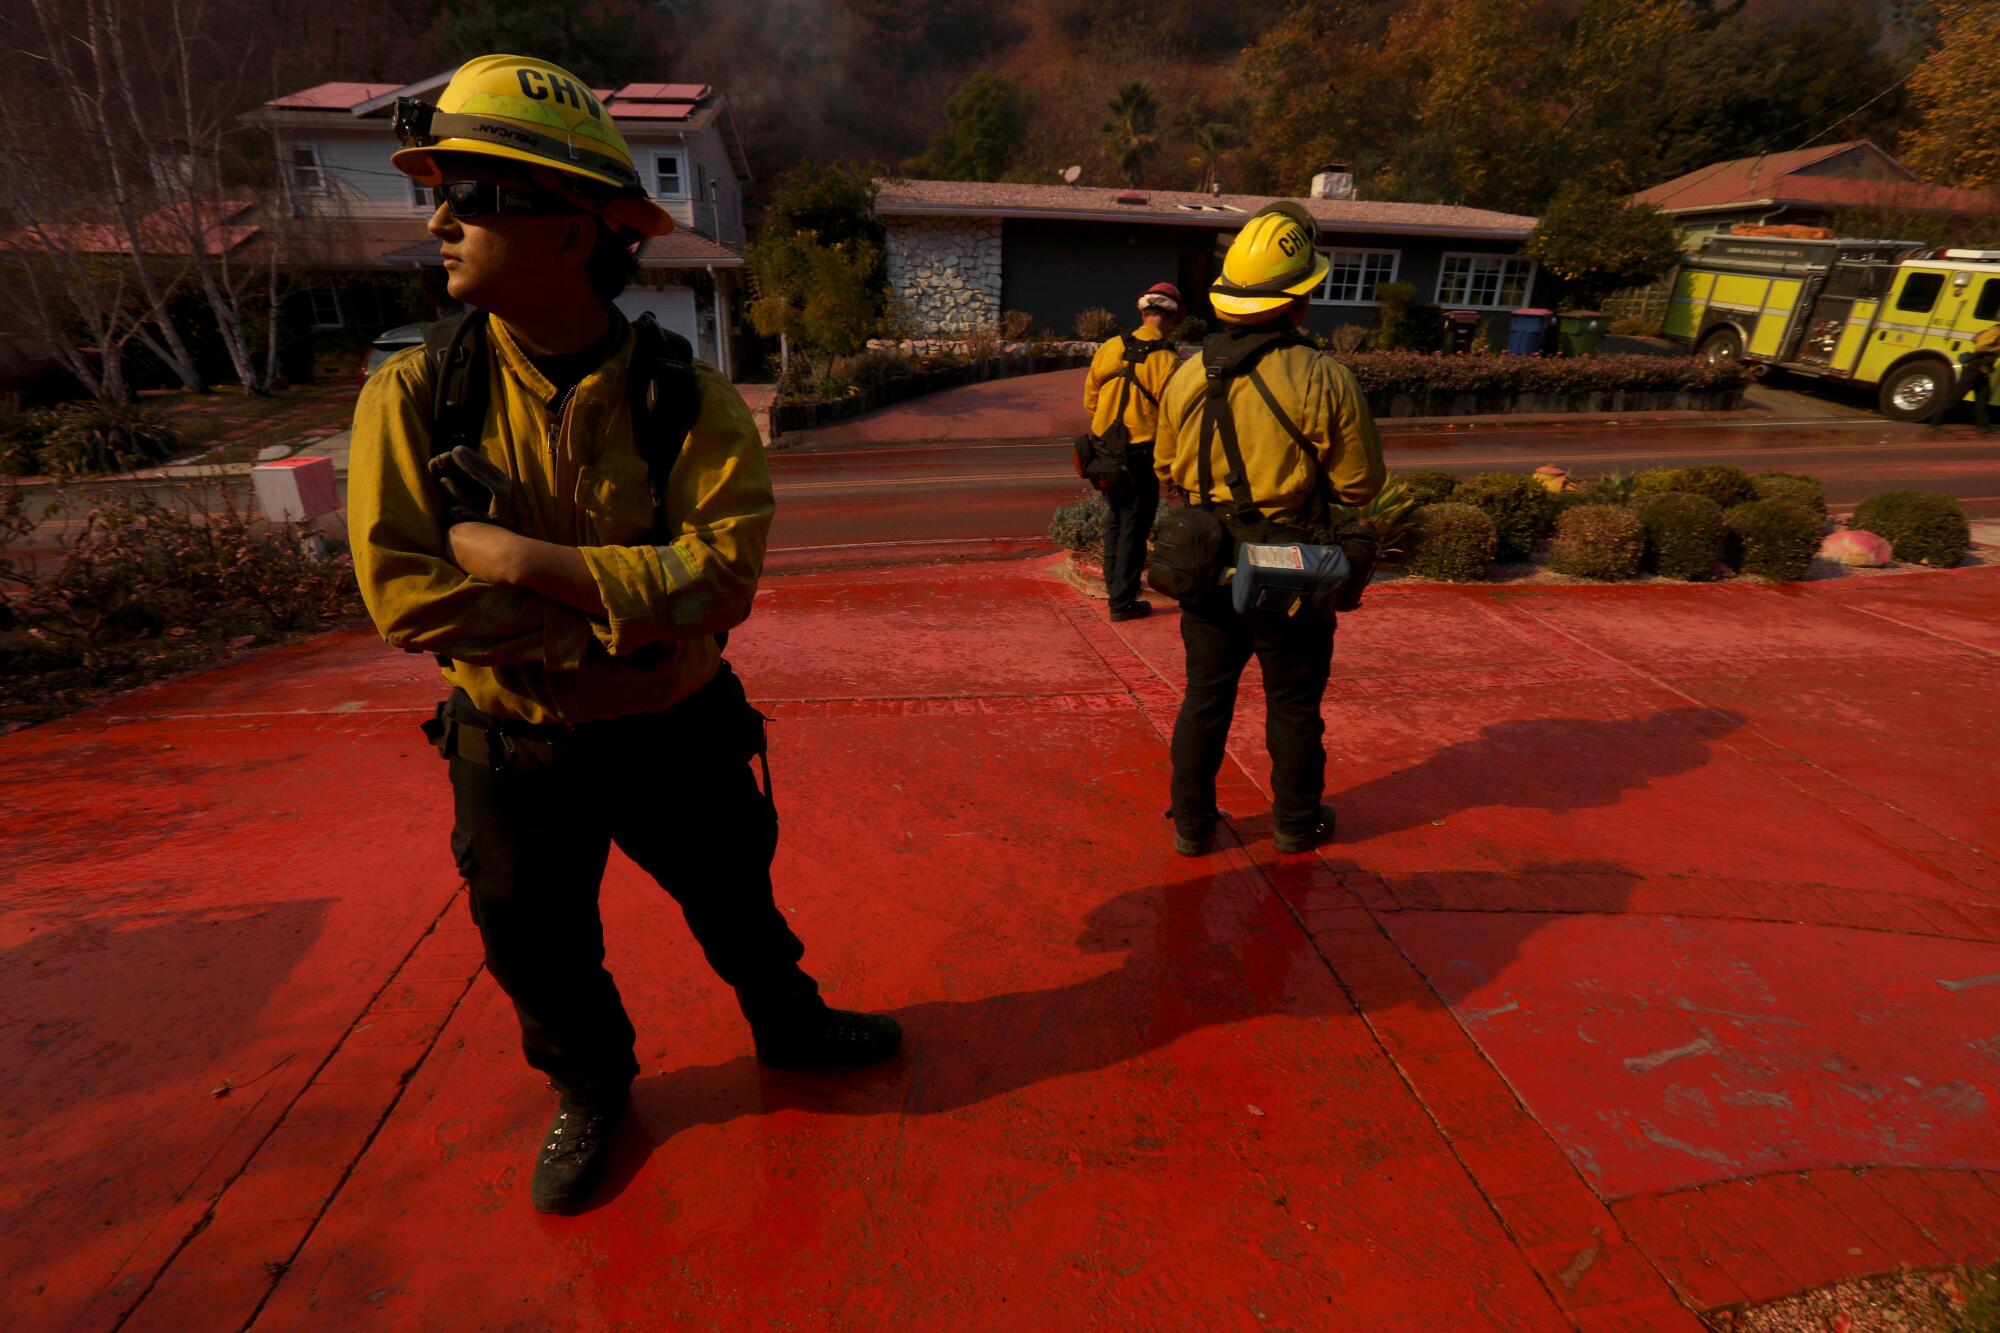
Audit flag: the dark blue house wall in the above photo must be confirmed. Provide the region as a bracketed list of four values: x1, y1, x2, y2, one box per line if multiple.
[998, 218, 1551, 339]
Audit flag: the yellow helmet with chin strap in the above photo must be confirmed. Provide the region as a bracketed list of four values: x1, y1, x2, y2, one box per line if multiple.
[390, 54, 673, 239]
[1210, 201, 1330, 324]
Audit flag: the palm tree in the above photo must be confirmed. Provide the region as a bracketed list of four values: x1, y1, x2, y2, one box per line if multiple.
[1188, 121, 1236, 194]
[1102, 82, 1160, 189]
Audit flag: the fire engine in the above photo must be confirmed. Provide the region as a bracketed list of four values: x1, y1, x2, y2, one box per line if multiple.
[1663, 233, 2000, 420]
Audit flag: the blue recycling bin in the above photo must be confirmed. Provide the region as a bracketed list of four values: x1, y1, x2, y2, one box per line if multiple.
[1506, 307, 1553, 356]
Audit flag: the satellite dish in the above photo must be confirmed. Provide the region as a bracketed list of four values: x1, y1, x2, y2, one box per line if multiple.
[1061, 165, 1082, 184]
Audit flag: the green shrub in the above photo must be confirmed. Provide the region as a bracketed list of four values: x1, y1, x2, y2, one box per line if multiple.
[1454, 471, 1558, 562]
[1549, 504, 1645, 580]
[1632, 464, 1757, 510]
[1398, 470, 1459, 505]
[832, 348, 918, 388]
[1724, 498, 1822, 581]
[30, 403, 184, 475]
[1074, 307, 1118, 340]
[1, 399, 50, 476]
[1555, 478, 1628, 511]
[1850, 490, 1971, 568]
[1001, 310, 1035, 341]
[1332, 480, 1420, 560]
[1634, 491, 1725, 580]
[1407, 502, 1496, 582]
[1050, 490, 1109, 553]
[1752, 470, 1826, 515]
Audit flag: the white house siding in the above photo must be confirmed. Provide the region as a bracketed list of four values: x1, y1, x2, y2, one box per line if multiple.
[288, 124, 744, 246]
[301, 130, 427, 214]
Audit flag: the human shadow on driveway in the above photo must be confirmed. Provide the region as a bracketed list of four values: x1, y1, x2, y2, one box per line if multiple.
[579, 707, 1744, 1209]
[584, 857, 1645, 1211]
[1327, 706, 1747, 843]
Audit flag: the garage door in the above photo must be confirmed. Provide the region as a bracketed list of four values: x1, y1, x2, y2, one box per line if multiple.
[614, 287, 700, 350]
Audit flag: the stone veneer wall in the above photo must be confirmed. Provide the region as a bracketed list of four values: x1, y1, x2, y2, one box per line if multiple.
[884, 218, 1002, 334]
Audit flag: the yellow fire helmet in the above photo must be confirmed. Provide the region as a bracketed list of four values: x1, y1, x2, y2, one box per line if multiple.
[391, 54, 673, 239]
[1210, 200, 1331, 323]
[1976, 324, 2000, 354]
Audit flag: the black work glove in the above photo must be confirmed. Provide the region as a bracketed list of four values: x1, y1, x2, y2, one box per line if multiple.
[1330, 518, 1378, 613]
[426, 445, 518, 529]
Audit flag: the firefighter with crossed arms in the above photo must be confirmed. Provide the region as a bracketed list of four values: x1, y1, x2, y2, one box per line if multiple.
[347, 55, 900, 1216]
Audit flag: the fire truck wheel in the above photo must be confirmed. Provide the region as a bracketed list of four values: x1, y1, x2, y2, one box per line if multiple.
[1877, 359, 1953, 422]
[1696, 327, 1743, 364]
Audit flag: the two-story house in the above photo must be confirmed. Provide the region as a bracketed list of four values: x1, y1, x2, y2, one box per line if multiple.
[246, 72, 752, 377]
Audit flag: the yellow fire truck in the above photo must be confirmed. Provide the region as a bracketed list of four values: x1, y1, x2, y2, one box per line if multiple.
[1662, 234, 2000, 420]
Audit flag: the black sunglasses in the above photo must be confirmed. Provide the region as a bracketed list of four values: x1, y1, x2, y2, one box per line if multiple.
[434, 180, 577, 221]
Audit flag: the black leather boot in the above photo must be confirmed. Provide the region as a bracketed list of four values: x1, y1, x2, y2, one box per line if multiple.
[1273, 804, 1336, 854]
[529, 1092, 626, 1215]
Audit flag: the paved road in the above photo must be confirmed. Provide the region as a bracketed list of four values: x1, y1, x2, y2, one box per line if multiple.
[766, 418, 2000, 569]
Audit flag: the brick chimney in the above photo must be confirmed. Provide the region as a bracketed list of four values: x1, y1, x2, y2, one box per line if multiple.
[1310, 163, 1355, 201]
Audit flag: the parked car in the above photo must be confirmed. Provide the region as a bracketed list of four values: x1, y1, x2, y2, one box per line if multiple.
[361, 323, 426, 382]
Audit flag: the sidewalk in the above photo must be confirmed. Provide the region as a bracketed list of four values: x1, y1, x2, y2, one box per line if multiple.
[4, 559, 1999, 1330]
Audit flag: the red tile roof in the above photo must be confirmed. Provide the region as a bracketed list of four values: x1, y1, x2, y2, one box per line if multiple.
[266, 82, 401, 111]
[872, 179, 1537, 237]
[636, 230, 743, 267]
[0, 201, 262, 257]
[1633, 141, 1996, 216]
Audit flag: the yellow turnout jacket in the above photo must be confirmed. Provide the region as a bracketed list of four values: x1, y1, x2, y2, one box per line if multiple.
[1153, 340, 1386, 523]
[1082, 326, 1180, 445]
[347, 314, 770, 725]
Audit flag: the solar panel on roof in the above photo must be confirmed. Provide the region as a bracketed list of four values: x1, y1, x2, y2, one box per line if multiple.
[613, 82, 710, 103]
[609, 102, 696, 119]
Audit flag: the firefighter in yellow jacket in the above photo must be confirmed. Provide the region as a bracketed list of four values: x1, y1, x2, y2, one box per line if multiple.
[1152, 201, 1385, 856]
[1081, 282, 1183, 620]
[347, 55, 899, 1216]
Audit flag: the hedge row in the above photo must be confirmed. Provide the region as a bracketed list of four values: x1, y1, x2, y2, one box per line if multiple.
[1331, 351, 1751, 397]
[1400, 464, 1970, 583]
[1049, 464, 1973, 587]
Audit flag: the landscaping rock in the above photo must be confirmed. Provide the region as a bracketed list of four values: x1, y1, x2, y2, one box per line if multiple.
[1820, 529, 1892, 567]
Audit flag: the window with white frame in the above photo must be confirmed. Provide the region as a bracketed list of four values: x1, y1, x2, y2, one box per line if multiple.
[287, 144, 324, 193]
[306, 283, 342, 329]
[652, 151, 685, 199]
[406, 178, 433, 213]
[1436, 253, 1536, 309]
[1314, 248, 1400, 304]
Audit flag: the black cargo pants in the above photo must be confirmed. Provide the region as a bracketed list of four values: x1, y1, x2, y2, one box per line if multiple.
[439, 666, 821, 1109]
[1099, 446, 1161, 614]
[1169, 586, 1335, 839]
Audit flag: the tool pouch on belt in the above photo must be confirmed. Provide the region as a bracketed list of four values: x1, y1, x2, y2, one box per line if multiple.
[1230, 537, 1350, 626]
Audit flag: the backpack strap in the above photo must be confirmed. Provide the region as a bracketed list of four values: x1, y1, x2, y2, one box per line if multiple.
[423, 311, 490, 459]
[625, 311, 704, 539]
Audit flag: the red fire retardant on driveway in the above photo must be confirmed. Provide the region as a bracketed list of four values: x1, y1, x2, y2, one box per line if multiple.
[4, 562, 1999, 1330]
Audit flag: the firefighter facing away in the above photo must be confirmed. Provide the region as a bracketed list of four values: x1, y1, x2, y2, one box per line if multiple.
[347, 55, 901, 1215]
[1150, 202, 1386, 856]
[1081, 283, 1184, 620]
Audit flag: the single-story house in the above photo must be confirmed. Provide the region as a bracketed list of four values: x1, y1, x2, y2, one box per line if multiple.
[243, 74, 754, 376]
[1632, 140, 1997, 238]
[872, 169, 1552, 337]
